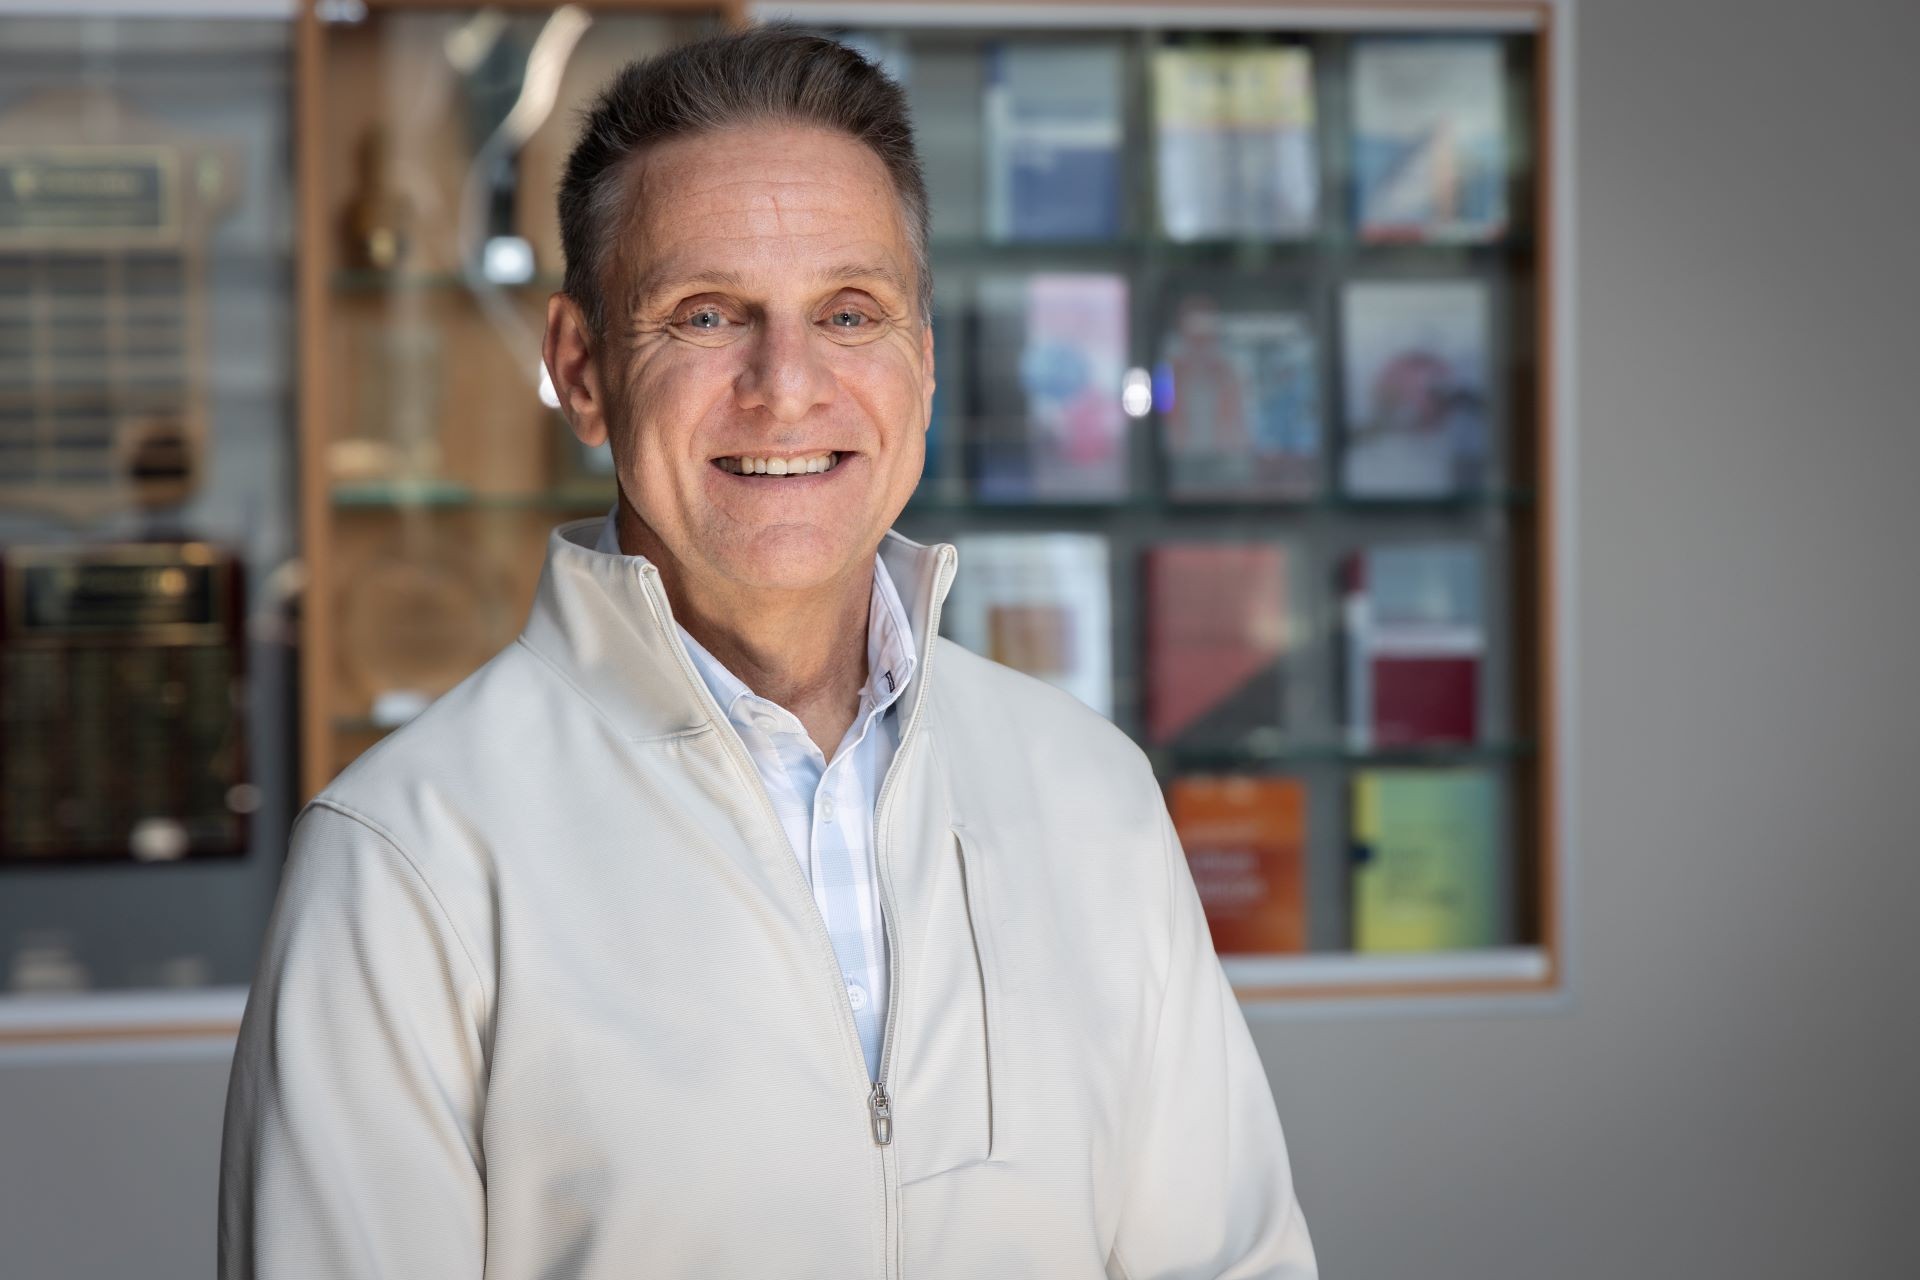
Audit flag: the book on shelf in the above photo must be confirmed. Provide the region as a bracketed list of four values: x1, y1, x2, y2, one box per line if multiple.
[1153, 45, 1317, 241]
[944, 532, 1112, 718]
[983, 40, 1124, 241]
[1230, 45, 1319, 237]
[1157, 296, 1321, 500]
[1168, 773, 1308, 955]
[1340, 278, 1491, 498]
[1144, 541, 1289, 750]
[1341, 541, 1484, 750]
[1352, 37, 1509, 243]
[1350, 766, 1499, 952]
[972, 272, 1129, 502]
[1152, 46, 1236, 242]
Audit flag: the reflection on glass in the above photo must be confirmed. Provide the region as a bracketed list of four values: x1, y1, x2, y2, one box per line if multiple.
[0, 13, 296, 994]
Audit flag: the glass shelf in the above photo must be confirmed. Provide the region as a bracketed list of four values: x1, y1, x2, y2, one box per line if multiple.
[930, 232, 1532, 265]
[331, 269, 565, 295]
[331, 481, 613, 510]
[1156, 740, 1535, 771]
[901, 487, 1534, 517]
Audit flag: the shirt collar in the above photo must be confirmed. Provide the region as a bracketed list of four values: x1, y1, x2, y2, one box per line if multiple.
[587, 503, 920, 733]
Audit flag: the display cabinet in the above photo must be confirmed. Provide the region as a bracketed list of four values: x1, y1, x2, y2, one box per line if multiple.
[764, 0, 1576, 1003]
[298, 0, 1575, 1006]
[0, 9, 299, 1041]
[298, 0, 731, 798]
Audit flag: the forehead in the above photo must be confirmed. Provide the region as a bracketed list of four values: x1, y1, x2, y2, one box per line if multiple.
[617, 123, 912, 303]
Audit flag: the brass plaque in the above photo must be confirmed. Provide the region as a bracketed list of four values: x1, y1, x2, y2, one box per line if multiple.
[0, 90, 235, 523]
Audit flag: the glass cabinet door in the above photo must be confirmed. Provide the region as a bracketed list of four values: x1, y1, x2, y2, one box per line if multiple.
[791, 11, 1559, 996]
[0, 12, 298, 1011]
[306, 3, 724, 792]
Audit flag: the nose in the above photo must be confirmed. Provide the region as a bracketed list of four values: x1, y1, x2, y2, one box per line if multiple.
[734, 312, 835, 423]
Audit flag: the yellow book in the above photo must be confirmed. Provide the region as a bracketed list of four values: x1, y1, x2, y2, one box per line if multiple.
[1351, 768, 1498, 951]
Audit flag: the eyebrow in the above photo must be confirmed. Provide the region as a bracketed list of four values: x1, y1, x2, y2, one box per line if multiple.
[629, 261, 912, 311]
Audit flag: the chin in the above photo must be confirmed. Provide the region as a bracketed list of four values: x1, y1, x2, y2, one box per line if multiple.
[709, 527, 869, 593]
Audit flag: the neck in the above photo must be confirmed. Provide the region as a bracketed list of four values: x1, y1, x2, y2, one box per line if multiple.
[617, 498, 872, 756]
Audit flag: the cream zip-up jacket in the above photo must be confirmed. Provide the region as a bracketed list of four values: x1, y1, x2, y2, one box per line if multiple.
[219, 517, 1318, 1280]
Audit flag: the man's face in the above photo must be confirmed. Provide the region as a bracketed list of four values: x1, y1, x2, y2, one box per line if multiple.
[548, 123, 933, 600]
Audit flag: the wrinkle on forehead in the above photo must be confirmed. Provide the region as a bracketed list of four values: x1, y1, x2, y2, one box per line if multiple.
[603, 124, 913, 321]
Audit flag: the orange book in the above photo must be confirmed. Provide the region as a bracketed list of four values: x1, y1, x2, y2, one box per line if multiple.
[1168, 775, 1307, 954]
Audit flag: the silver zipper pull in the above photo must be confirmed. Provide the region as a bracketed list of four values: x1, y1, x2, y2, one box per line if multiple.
[868, 1081, 893, 1146]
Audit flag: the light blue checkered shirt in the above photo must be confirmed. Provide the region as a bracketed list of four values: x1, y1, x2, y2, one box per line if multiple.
[595, 508, 914, 1080]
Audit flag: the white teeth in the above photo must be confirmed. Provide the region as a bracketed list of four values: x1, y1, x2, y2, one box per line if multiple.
[717, 451, 838, 475]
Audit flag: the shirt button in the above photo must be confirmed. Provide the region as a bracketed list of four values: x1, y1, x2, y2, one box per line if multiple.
[820, 795, 835, 822]
[752, 711, 781, 732]
[845, 981, 868, 1011]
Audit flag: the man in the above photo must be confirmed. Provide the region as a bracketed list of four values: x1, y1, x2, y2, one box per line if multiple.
[220, 26, 1316, 1279]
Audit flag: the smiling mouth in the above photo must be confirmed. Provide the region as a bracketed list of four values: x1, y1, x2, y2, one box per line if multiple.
[712, 450, 844, 476]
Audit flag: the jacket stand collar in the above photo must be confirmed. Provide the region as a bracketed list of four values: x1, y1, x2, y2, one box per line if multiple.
[519, 517, 957, 743]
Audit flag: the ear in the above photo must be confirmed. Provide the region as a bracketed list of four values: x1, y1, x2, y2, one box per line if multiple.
[919, 319, 936, 433]
[543, 292, 611, 448]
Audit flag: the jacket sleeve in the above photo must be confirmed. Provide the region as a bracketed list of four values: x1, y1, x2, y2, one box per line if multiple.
[1105, 800, 1318, 1280]
[218, 800, 490, 1279]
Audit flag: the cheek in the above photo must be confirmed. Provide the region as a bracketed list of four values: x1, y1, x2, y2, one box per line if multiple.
[621, 351, 737, 465]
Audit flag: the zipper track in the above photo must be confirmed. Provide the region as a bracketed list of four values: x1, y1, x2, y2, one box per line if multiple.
[867, 541, 956, 1280]
[870, 543, 957, 1113]
[637, 546, 957, 1280]
[637, 563, 875, 1090]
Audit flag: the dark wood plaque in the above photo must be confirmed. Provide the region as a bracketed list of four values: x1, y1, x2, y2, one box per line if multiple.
[0, 542, 249, 865]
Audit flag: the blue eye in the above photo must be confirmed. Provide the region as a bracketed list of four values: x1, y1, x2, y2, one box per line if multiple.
[830, 310, 866, 328]
[687, 309, 724, 330]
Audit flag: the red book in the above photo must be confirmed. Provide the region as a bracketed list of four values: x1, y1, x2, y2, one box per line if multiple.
[1144, 542, 1289, 748]
[1342, 543, 1483, 748]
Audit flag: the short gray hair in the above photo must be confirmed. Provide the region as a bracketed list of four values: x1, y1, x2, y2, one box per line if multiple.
[558, 24, 931, 336]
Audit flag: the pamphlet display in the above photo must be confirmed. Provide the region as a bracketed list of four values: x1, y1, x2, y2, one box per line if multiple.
[1157, 298, 1321, 500]
[1352, 37, 1509, 243]
[944, 532, 1113, 718]
[1351, 767, 1499, 951]
[1169, 774, 1308, 954]
[973, 272, 1129, 502]
[1341, 542, 1486, 749]
[1340, 279, 1492, 498]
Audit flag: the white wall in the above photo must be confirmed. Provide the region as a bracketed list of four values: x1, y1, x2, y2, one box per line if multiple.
[1258, 0, 1920, 1274]
[4, 0, 1916, 1275]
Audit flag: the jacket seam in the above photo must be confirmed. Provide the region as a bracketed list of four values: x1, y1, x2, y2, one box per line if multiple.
[1106, 795, 1178, 1280]
[305, 798, 490, 997]
[513, 634, 703, 743]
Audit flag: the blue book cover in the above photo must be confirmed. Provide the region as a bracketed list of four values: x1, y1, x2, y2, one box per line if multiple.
[984, 42, 1124, 241]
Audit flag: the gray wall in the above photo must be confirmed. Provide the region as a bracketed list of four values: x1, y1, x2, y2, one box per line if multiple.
[3, 0, 1915, 1275]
